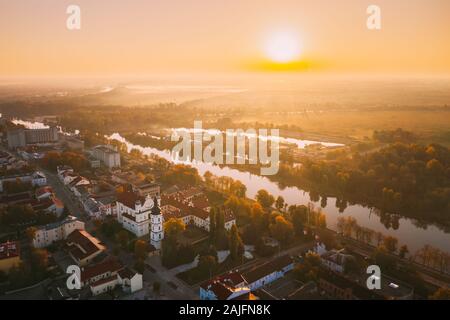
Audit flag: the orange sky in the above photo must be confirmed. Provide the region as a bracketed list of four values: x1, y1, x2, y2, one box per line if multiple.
[1, 0, 449, 76]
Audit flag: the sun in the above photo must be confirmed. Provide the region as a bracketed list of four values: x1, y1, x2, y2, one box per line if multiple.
[263, 31, 302, 63]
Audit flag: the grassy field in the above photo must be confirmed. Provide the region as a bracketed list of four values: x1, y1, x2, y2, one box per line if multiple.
[237, 109, 450, 146]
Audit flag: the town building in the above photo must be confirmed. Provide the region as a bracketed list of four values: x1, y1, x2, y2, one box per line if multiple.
[116, 191, 154, 237]
[33, 216, 85, 248]
[317, 269, 414, 300]
[320, 249, 355, 273]
[92, 145, 121, 168]
[161, 194, 236, 232]
[81, 258, 143, 296]
[60, 135, 85, 151]
[7, 126, 59, 149]
[241, 255, 294, 291]
[111, 172, 161, 198]
[200, 255, 294, 300]
[0, 171, 47, 192]
[66, 229, 106, 266]
[0, 241, 21, 272]
[200, 272, 250, 300]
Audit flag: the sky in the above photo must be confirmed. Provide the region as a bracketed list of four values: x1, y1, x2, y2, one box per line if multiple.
[1, 0, 449, 77]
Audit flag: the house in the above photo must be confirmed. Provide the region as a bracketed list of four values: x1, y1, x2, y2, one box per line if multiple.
[66, 229, 106, 266]
[62, 171, 78, 185]
[81, 258, 143, 296]
[97, 195, 117, 217]
[31, 171, 47, 187]
[320, 249, 355, 273]
[0, 241, 21, 272]
[68, 176, 90, 192]
[83, 197, 101, 218]
[32, 215, 85, 248]
[200, 272, 250, 300]
[199, 256, 294, 300]
[0, 171, 47, 192]
[81, 258, 123, 287]
[35, 186, 53, 200]
[57, 165, 74, 180]
[45, 195, 65, 216]
[242, 255, 294, 291]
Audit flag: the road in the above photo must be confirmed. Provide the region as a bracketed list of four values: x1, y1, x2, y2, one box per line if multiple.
[42, 169, 94, 231]
[144, 255, 198, 300]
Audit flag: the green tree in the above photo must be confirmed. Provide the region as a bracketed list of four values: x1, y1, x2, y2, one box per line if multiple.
[116, 230, 130, 249]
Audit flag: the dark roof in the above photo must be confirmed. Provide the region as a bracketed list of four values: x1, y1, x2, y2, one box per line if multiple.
[242, 255, 293, 284]
[151, 197, 161, 216]
[318, 269, 385, 300]
[118, 268, 137, 279]
[66, 230, 104, 261]
[117, 191, 145, 209]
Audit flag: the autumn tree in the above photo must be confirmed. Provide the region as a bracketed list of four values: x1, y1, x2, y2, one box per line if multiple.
[134, 239, 149, 260]
[228, 224, 244, 261]
[399, 245, 409, 259]
[269, 215, 294, 245]
[275, 196, 285, 211]
[383, 236, 398, 253]
[429, 287, 450, 300]
[256, 189, 275, 209]
[164, 218, 186, 239]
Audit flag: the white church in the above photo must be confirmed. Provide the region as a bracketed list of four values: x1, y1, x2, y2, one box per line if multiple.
[116, 191, 164, 249]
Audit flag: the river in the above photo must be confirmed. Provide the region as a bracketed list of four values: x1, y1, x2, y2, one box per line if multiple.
[11, 119, 450, 254]
[107, 132, 450, 255]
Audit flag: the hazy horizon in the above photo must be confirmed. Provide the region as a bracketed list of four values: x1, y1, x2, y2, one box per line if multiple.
[1, 0, 450, 77]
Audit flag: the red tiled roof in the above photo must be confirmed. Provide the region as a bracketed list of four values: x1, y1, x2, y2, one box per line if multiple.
[118, 268, 136, 279]
[81, 258, 123, 282]
[117, 191, 145, 209]
[162, 195, 210, 220]
[36, 186, 53, 197]
[0, 241, 20, 260]
[191, 195, 210, 209]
